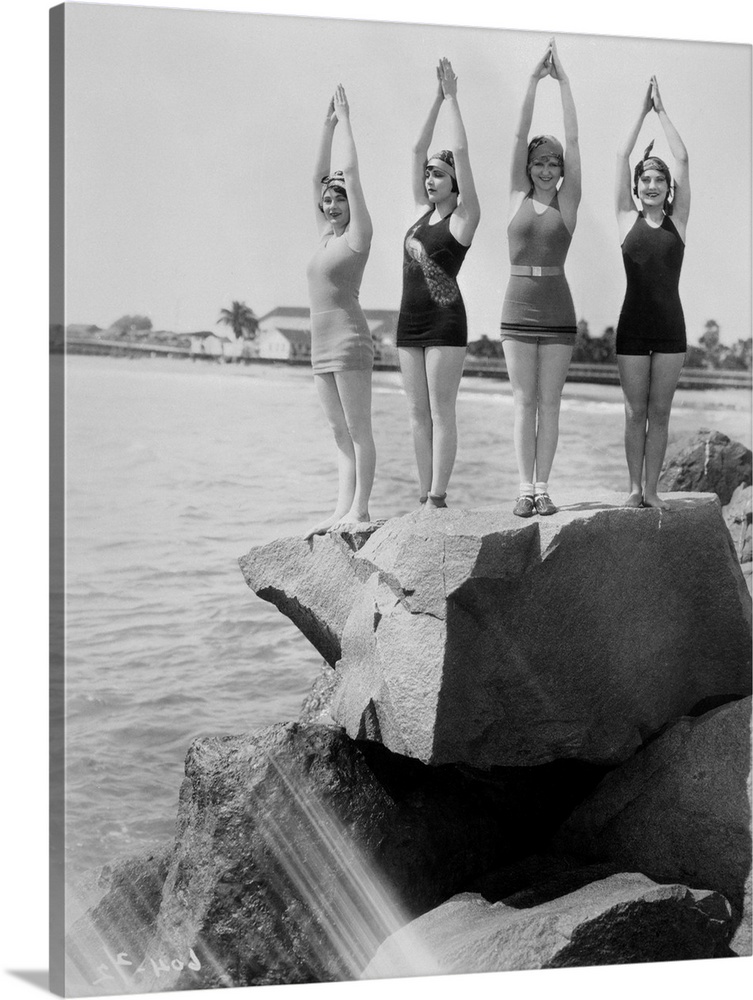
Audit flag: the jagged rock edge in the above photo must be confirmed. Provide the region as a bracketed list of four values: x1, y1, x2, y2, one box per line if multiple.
[256, 586, 343, 666]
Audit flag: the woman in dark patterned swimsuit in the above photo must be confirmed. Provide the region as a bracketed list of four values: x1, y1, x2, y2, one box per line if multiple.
[615, 76, 690, 510]
[500, 38, 581, 518]
[396, 57, 480, 509]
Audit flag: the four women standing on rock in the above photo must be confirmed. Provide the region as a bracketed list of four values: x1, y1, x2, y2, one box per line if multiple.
[305, 43, 691, 532]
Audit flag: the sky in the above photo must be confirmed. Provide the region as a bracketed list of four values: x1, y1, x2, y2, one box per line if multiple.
[59, 2, 751, 345]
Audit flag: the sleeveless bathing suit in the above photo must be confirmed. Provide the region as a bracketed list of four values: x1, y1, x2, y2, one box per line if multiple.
[500, 193, 576, 340]
[616, 212, 686, 355]
[307, 231, 374, 374]
[396, 209, 470, 348]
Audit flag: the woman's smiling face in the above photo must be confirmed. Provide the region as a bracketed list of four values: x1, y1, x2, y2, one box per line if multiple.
[529, 154, 562, 191]
[637, 168, 669, 209]
[321, 188, 350, 227]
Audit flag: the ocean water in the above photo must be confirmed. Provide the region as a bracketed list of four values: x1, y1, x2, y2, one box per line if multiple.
[60, 353, 751, 878]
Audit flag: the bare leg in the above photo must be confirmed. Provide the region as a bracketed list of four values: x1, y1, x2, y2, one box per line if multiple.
[533, 341, 573, 485]
[398, 347, 433, 499]
[331, 369, 376, 525]
[424, 345, 466, 498]
[502, 338, 539, 485]
[643, 352, 685, 509]
[304, 373, 356, 539]
[617, 354, 651, 506]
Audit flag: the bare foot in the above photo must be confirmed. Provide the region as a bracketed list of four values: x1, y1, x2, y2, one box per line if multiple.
[303, 512, 347, 540]
[330, 509, 371, 532]
[642, 492, 670, 510]
[624, 491, 644, 508]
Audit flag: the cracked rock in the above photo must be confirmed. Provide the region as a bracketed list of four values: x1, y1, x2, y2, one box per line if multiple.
[240, 492, 751, 769]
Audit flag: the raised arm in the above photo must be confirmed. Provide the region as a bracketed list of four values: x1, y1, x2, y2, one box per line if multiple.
[436, 58, 480, 246]
[615, 81, 653, 233]
[312, 97, 337, 232]
[651, 76, 690, 230]
[548, 38, 581, 229]
[331, 85, 372, 253]
[411, 66, 444, 208]
[510, 43, 551, 197]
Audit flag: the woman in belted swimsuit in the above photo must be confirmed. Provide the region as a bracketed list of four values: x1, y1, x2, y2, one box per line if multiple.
[500, 38, 581, 517]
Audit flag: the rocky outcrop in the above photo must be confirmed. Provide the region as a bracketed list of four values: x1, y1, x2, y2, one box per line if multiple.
[65, 440, 753, 994]
[241, 493, 751, 769]
[659, 430, 751, 505]
[361, 873, 732, 978]
[69, 723, 603, 993]
[658, 430, 751, 587]
[552, 696, 752, 955]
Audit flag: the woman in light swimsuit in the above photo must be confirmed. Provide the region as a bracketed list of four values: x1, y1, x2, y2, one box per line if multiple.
[500, 38, 581, 517]
[396, 58, 480, 510]
[615, 76, 690, 510]
[304, 85, 376, 539]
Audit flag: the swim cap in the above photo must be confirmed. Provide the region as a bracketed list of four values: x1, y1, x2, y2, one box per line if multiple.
[321, 170, 347, 193]
[528, 135, 564, 163]
[426, 150, 456, 179]
[632, 141, 674, 213]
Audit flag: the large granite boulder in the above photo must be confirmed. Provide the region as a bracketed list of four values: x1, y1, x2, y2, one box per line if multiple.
[80, 723, 602, 993]
[241, 493, 751, 769]
[659, 430, 751, 505]
[552, 696, 752, 955]
[361, 873, 732, 978]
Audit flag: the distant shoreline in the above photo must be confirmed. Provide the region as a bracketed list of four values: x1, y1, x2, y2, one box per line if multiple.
[59, 337, 753, 393]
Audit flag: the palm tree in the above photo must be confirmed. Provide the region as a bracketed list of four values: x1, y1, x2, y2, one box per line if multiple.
[217, 301, 260, 341]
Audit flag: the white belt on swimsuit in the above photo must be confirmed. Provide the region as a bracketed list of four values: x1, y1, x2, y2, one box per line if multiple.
[510, 265, 564, 277]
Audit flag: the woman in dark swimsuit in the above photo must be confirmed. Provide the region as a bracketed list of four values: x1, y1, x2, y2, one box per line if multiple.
[397, 58, 480, 510]
[500, 38, 581, 518]
[615, 76, 690, 510]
